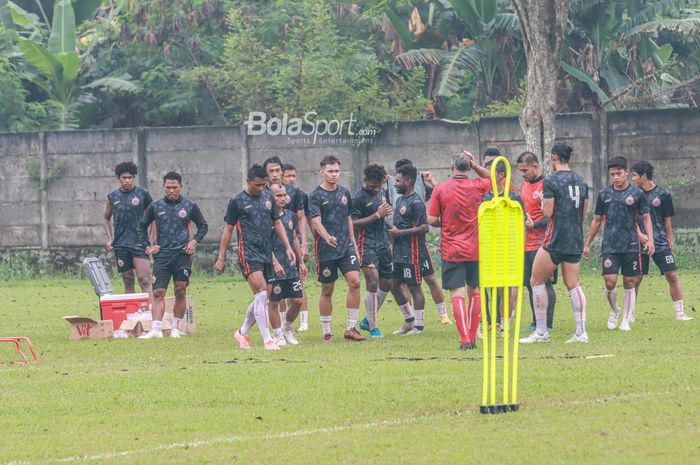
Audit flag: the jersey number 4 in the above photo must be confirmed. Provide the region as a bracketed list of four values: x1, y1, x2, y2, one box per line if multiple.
[568, 185, 581, 209]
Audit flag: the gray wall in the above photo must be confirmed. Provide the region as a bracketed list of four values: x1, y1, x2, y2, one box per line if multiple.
[2, 108, 700, 249]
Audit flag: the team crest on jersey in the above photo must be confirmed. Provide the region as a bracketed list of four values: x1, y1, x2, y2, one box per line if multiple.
[322, 268, 331, 277]
[183, 269, 189, 277]
[604, 258, 612, 268]
[288, 220, 293, 229]
[117, 259, 124, 267]
[265, 200, 272, 209]
[625, 196, 635, 206]
[533, 190, 543, 200]
[399, 206, 407, 215]
[178, 209, 187, 218]
[131, 197, 140, 206]
[273, 285, 282, 294]
[285, 194, 291, 204]
[341, 195, 348, 205]
[652, 197, 661, 207]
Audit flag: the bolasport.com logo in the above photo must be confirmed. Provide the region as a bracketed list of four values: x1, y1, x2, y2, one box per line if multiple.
[245, 111, 377, 145]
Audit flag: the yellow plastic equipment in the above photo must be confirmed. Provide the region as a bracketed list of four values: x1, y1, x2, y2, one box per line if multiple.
[477, 156, 525, 414]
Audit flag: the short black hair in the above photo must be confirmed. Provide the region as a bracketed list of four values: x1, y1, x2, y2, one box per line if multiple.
[247, 164, 268, 181]
[397, 164, 417, 183]
[494, 160, 507, 175]
[631, 160, 654, 180]
[115, 161, 137, 177]
[163, 171, 182, 184]
[263, 156, 283, 171]
[320, 155, 340, 167]
[483, 147, 500, 158]
[551, 142, 573, 163]
[282, 163, 296, 172]
[395, 159, 413, 170]
[608, 156, 628, 170]
[516, 151, 538, 165]
[364, 163, 386, 183]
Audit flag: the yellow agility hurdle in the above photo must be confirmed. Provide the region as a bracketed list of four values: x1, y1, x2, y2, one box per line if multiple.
[477, 156, 525, 414]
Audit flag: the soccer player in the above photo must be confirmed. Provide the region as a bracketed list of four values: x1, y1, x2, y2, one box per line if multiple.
[517, 152, 557, 332]
[282, 163, 311, 331]
[482, 147, 501, 167]
[268, 182, 308, 346]
[215, 165, 296, 350]
[427, 152, 491, 349]
[583, 156, 654, 332]
[390, 164, 435, 335]
[352, 164, 395, 338]
[631, 161, 693, 321]
[137, 171, 208, 339]
[103, 162, 154, 301]
[308, 155, 365, 342]
[520, 142, 589, 344]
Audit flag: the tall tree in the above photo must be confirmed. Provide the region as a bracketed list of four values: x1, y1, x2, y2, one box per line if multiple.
[511, 0, 570, 172]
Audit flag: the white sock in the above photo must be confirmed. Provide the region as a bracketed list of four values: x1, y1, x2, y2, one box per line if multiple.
[240, 301, 256, 336]
[152, 320, 163, 332]
[436, 302, 447, 317]
[253, 291, 272, 343]
[414, 309, 425, 328]
[532, 284, 548, 336]
[673, 300, 684, 316]
[172, 317, 181, 331]
[365, 291, 377, 329]
[283, 320, 293, 332]
[347, 308, 359, 331]
[320, 315, 332, 335]
[273, 327, 283, 339]
[568, 286, 587, 336]
[300, 309, 308, 324]
[605, 287, 619, 313]
[622, 288, 636, 322]
[399, 303, 414, 322]
[377, 289, 389, 311]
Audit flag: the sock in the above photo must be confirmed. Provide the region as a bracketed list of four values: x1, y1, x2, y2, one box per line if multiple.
[437, 302, 447, 317]
[467, 293, 481, 342]
[172, 317, 181, 331]
[347, 308, 359, 331]
[532, 284, 548, 336]
[299, 309, 308, 325]
[376, 289, 389, 311]
[253, 291, 272, 343]
[283, 320, 293, 332]
[545, 281, 556, 328]
[605, 287, 619, 314]
[414, 309, 424, 329]
[622, 288, 636, 322]
[451, 296, 469, 344]
[399, 303, 414, 322]
[152, 320, 163, 332]
[320, 315, 332, 335]
[272, 327, 283, 339]
[568, 286, 587, 336]
[674, 300, 685, 317]
[526, 284, 536, 326]
[240, 301, 256, 336]
[365, 291, 378, 330]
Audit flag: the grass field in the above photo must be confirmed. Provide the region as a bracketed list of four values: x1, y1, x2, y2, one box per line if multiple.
[1, 272, 698, 464]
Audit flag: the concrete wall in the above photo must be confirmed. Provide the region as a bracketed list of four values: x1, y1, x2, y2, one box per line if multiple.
[2, 108, 700, 251]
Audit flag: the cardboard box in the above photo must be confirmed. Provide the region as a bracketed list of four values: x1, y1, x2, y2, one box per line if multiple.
[117, 319, 171, 338]
[164, 296, 196, 335]
[64, 316, 114, 340]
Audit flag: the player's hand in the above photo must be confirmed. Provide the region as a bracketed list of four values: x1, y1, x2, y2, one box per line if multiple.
[183, 240, 197, 255]
[299, 262, 308, 278]
[388, 226, 402, 238]
[146, 245, 160, 256]
[106, 240, 113, 252]
[525, 213, 534, 230]
[325, 235, 338, 247]
[377, 203, 392, 218]
[421, 171, 435, 185]
[274, 260, 286, 277]
[463, 150, 476, 168]
[286, 247, 296, 263]
[669, 242, 674, 253]
[301, 242, 309, 261]
[582, 245, 590, 259]
[214, 256, 226, 274]
[647, 241, 655, 257]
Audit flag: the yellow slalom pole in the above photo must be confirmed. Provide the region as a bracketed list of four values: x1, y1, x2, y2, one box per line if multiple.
[490, 287, 497, 405]
[512, 285, 524, 405]
[503, 286, 510, 405]
[481, 288, 489, 407]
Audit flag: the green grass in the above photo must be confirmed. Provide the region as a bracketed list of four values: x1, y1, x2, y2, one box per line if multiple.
[0, 272, 698, 464]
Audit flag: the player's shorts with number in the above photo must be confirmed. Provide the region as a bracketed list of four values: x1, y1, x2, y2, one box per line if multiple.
[641, 249, 676, 275]
[393, 258, 434, 286]
[317, 249, 360, 283]
[601, 252, 641, 277]
[269, 278, 303, 301]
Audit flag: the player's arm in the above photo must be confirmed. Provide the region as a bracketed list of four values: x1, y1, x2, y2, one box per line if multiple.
[273, 218, 295, 263]
[642, 213, 655, 256]
[296, 209, 308, 260]
[664, 217, 674, 252]
[426, 186, 441, 227]
[347, 215, 360, 258]
[216, 199, 238, 273]
[541, 198, 555, 218]
[308, 193, 336, 247]
[292, 233, 307, 278]
[464, 151, 490, 178]
[352, 202, 391, 229]
[272, 252, 285, 277]
[184, 204, 208, 255]
[583, 215, 602, 259]
[138, 205, 157, 255]
[103, 200, 113, 251]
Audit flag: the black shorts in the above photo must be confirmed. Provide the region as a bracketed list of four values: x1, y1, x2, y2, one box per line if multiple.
[642, 249, 676, 275]
[152, 253, 191, 290]
[317, 249, 360, 283]
[602, 252, 641, 276]
[544, 248, 581, 266]
[269, 278, 303, 301]
[239, 261, 274, 281]
[441, 260, 479, 290]
[360, 246, 393, 279]
[393, 258, 434, 287]
[524, 250, 558, 286]
[113, 247, 148, 273]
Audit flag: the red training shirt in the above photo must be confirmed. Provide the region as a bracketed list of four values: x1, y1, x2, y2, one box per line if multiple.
[520, 177, 546, 252]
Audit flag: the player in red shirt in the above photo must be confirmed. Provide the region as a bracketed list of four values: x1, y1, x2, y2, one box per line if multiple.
[427, 151, 490, 349]
[517, 152, 556, 332]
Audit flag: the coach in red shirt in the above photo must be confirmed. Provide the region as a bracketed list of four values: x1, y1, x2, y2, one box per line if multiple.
[427, 152, 490, 350]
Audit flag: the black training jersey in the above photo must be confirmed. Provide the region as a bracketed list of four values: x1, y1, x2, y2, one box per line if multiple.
[392, 192, 429, 263]
[308, 185, 353, 261]
[542, 171, 589, 255]
[225, 189, 280, 264]
[352, 187, 391, 251]
[638, 186, 674, 251]
[108, 186, 153, 250]
[283, 183, 306, 214]
[594, 184, 650, 254]
[138, 196, 208, 255]
[271, 209, 299, 281]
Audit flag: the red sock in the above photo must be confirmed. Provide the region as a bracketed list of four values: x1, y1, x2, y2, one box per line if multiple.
[451, 296, 469, 344]
[467, 293, 481, 342]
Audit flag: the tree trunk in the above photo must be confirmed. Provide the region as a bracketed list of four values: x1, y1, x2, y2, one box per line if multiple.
[512, 0, 570, 174]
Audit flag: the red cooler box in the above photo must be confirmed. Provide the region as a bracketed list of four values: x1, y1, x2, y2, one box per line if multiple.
[99, 293, 150, 330]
